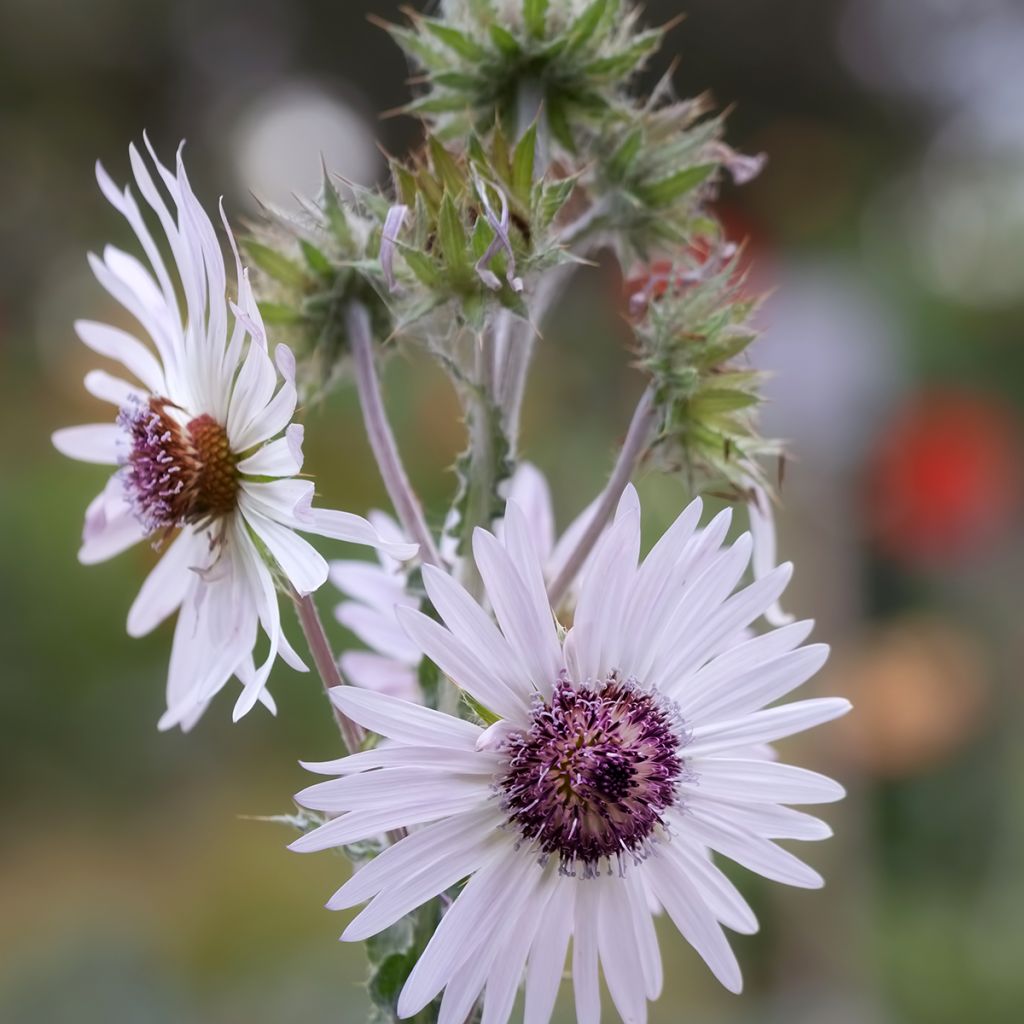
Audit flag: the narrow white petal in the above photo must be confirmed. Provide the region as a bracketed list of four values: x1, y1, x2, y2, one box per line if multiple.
[344, 821, 504, 941]
[623, 870, 663, 999]
[598, 874, 650, 1024]
[240, 506, 329, 596]
[236, 424, 304, 477]
[330, 559, 410, 612]
[421, 563, 534, 708]
[572, 881, 602, 1024]
[644, 849, 743, 993]
[504, 462, 555, 563]
[84, 369, 144, 407]
[302, 744, 500, 778]
[656, 840, 759, 934]
[398, 845, 534, 1017]
[329, 687, 482, 749]
[473, 528, 563, 694]
[78, 477, 146, 564]
[340, 651, 420, 700]
[126, 526, 202, 637]
[524, 880, 575, 1024]
[298, 507, 419, 561]
[337, 602, 422, 663]
[685, 698, 852, 757]
[748, 483, 795, 627]
[295, 767, 490, 813]
[398, 606, 528, 722]
[676, 806, 825, 888]
[328, 807, 505, 908]
[52, 424, 122, 465]
[684, 758, 846, 805]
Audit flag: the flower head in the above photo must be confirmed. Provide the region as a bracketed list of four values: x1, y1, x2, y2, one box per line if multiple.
[52, 139, 417, 730]
[293, 490, 849, 1022]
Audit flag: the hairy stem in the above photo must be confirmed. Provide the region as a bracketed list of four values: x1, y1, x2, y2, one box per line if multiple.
[292, 591, 364, 755]
[546, 387, 658, 607]
[348, 301, 443, 567]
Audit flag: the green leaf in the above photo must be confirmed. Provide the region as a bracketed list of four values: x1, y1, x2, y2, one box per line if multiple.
[257, 301, 305, 326]
[243, 240, 306, 288]
[511, 119, 537, 198]
[690, 389, 759, 415]
[431, 70, 483, 91]
[422, 19, 487, 60]
[637, 163, 716, 207]
[523, 0, 549, 38]
[606, 126, 644, 181]
[400, 246, 442, 288]
[299, 239, 332, 277]
[567, 0, 608, 51]
[368, 952, 414, 1014]
[406, 93, 473, 115]
[583, 30, 663, 77]
[545, 94, 576, 153]
[462, 692, 500, 726]
[438, 192, 470, 279]
[386, 25, 448, 71]
[489, 23, 521, 56]
[320, 165, 352, 249]
[536, 176, 576, 227]
[428, 135, 464, 196]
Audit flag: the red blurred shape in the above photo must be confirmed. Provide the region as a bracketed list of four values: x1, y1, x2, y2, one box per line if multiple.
[865, 391, 1022, 567]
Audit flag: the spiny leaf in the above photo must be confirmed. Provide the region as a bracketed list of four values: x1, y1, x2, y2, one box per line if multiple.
[299, 239, 332, 277]
[524, 0, 549, 38]
[512, 119, 538, 198]
[243, 240, 306, 288]
[428, 135, 465, 196]
[636, 163, 716, 207]
[489, 23, 521, 56]
[438, 192, 470, 279]
[567, 0, 608, 51]
[422, 19, 487, 60]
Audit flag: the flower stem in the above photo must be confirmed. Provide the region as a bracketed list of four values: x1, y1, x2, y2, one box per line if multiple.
[292, 591, 364, 755]
[348, 301, 443, 568]
[546, 387, 658, 608]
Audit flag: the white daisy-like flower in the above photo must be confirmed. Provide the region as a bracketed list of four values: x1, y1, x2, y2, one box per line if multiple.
[292, 490, 849, 1024]
[330, 463, 600, 700]
[52, 139, 417, 731]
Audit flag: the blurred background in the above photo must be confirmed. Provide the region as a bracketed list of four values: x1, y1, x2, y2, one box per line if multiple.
[2, 0, 1023, 1021]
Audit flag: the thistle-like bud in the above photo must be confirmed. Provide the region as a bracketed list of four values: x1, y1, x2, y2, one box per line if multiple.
[385, 0, 666, 148]
[242, 169, 393, 403]
[385, 128, 575, 338]
[627, 247, 782, 498]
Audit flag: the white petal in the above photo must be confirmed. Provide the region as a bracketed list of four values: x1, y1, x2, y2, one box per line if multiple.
[685, 698, 852, 757]
[572, 880, 602, 1024]
[236, 424, 305, 477]
[295, 766, 491, 813]
[240, 506, 329, 597]
[397, 606, 528, 722]
[398, 845, 535, 1018]
[524, 880, 575, 1024]
[298, 507, 419, 561]
[598, 874, 650, 1024]
[623, 870, 663, 999]
[644, 849, 743, 993]
[656, 840, 758, 934]
[329, 687, 482, 749]
[330, 559, 409, 612]
[302, 743, 500, 778]
[337, 602, 421, 663]
[126, 526, 203, 637]
[344, 814, 506, 941]
[675, 621, 816, 717]
[340, 651, 420, 700]
[328, 807, 504, 908]
[289, 788, 492, 852]
[676, 806, 824, 888]
[685, 758, 845, 805]
[503, 462, 555, 563]
[78, 477, 146, 564]
[84, 369, 145, 407]
[74, 320, 165, 395]
[473, 527, 563, 695]
[52, 424, 122, 465]
[421, 563, 534, 710]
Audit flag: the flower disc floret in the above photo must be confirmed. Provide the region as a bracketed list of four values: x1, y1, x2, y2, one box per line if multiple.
[500, 672, 687, 875]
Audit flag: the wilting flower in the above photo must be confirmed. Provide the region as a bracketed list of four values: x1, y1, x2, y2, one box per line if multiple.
[331, 463, 601, 700]
[52, 140, 416, 730]
[293, 491, 848, 1023]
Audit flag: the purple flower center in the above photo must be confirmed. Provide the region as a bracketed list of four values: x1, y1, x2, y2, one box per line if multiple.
[499, 674, 688, 876]
[119, 398, 238, 534]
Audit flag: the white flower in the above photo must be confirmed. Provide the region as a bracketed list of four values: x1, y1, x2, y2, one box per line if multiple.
[292, 491, 849, 1024]
[330, 463, 601, 700]
[52, 139, 417, 731]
